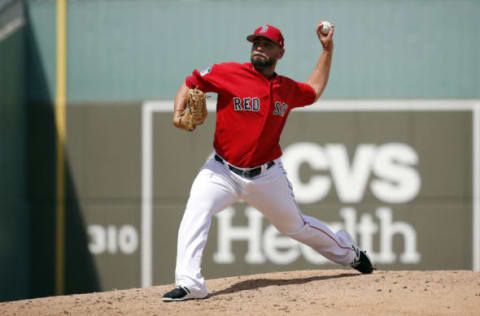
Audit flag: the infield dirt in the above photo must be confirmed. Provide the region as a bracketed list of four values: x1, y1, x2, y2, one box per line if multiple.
[1, 270, 480, 315]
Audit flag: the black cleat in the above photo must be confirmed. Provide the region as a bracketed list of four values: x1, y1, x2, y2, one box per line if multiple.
[163, 286, 207, 302]
[351, 249, 374, 274]
[163, 286, 191, 302]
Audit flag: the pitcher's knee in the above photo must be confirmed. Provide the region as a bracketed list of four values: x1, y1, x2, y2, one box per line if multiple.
[282, 223, 309, 238]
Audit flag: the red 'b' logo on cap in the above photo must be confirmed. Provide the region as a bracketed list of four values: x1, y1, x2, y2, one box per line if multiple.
[247, 24, 285, 49]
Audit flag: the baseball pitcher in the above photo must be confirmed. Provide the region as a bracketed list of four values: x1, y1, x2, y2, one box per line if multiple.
[164, 21, 373, 302]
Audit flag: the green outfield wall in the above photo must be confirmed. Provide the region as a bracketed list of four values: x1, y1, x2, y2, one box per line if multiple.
[75, 100, 477, 291]
[0, 0, 479, 302]
[0, 0, 29, 302]
[25, 0, 480, 102]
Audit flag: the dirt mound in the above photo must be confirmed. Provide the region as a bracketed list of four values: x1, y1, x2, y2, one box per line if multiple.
[2, 270, 480, 315]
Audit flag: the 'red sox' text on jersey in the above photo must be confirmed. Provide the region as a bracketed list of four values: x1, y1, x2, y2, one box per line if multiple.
[186, 62, 316, 168]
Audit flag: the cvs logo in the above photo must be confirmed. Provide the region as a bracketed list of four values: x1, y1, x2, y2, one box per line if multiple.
[282, 143, 421, 204]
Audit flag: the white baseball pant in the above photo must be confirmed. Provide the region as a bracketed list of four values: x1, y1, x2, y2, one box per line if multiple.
[174, 155, 358, 298]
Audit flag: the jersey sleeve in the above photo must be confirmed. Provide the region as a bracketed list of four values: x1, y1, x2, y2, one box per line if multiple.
[289, 81, 317, 108]
[185, 64, 225, 93]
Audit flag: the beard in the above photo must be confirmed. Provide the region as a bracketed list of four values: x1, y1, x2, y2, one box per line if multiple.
[251, 54, 275, 69]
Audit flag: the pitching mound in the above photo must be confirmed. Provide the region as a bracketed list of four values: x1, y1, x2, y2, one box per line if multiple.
[2, 270, 480, 315]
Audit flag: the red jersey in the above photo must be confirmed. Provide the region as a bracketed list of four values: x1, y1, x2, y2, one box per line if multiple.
[186, 62, 316, 168]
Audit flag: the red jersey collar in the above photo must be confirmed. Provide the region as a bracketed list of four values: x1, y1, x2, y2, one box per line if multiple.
[246, 62, 278, 81]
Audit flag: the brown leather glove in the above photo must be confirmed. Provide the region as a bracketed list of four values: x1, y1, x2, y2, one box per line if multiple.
[178, 88, 207, 131]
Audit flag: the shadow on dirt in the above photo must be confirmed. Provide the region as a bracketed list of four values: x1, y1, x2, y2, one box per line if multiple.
[208, 272, 359, 298]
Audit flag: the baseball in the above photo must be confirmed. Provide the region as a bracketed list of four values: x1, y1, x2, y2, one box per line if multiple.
[320, 21, 332, 35]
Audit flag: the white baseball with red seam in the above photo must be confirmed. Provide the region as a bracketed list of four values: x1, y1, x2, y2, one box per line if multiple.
[320, 21, 332, 35]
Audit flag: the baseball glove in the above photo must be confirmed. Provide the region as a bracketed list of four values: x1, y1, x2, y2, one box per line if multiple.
[179, 88, 207, 131]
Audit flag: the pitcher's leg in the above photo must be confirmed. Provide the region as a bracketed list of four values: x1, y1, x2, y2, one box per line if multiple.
[244, 162, 357, 266]
[290, 215, 357, 265]
[175, 160, 239, 297]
